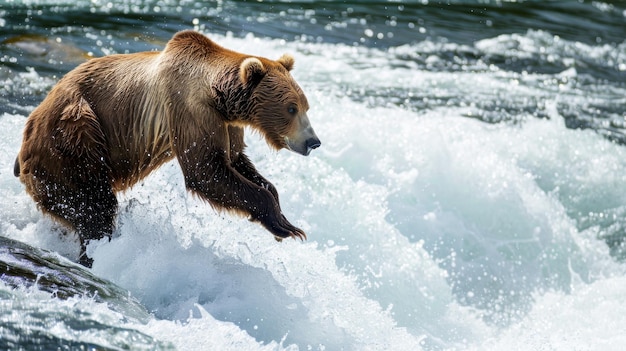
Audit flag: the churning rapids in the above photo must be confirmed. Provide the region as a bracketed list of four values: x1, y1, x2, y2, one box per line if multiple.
[1, 1, 626, 350]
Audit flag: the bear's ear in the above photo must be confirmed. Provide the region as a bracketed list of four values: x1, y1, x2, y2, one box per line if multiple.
[240, 57, 267, 84]
[277, 54, 294, 71]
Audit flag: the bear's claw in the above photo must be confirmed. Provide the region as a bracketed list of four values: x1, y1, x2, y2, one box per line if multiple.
[273, 227, 307, 241]
[264, 213, 307, 242]
[275, 230, 306, 242]
[290, 229, 307, 241]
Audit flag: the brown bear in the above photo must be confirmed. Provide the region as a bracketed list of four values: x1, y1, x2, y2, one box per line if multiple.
[13, 30, 321, 267]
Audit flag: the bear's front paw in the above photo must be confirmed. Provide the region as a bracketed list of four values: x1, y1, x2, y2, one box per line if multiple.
[262, 214, 306, 241]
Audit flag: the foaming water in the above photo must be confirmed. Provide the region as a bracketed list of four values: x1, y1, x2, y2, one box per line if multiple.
[2, 1, 626, 349]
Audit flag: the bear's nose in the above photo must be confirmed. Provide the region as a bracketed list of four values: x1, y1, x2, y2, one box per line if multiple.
[305, 138, 321, 155]
[307, 137, 321, 151]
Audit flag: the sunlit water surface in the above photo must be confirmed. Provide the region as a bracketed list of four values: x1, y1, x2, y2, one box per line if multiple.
[1, 1, 626, 350]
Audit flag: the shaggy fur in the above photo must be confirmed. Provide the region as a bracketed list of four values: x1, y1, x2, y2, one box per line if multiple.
[14, 30, 320, 267]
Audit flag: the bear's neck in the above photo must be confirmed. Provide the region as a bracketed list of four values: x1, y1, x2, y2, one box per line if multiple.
[211, 69, 256, 123]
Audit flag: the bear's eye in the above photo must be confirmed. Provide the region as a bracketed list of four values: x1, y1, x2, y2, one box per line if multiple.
[287, 105, 298, 115]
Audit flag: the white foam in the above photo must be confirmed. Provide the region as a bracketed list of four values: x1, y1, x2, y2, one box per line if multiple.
[2, 31, 626, 350]
[476, 276, 626, 351]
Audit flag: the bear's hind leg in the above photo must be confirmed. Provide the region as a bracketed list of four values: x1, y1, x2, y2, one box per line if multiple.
[73, 186, 117, 268]
[34, 175, 117, 268]
[17, 92, 116, 267]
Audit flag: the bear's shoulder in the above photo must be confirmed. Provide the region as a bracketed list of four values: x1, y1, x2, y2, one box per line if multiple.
[170, 30, 215, 46]
[164, 30, 228, 58]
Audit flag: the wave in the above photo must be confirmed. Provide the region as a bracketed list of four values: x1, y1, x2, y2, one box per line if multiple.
[2, 15, 626, 350]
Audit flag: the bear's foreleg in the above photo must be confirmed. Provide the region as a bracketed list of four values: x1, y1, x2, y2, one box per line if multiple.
[228, 126, 280, 203]
[178, 148, 305, 240]
[229, 154, 302, 241]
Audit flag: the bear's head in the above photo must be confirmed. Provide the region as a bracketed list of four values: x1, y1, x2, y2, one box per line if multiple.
[240, 55, 321, 156]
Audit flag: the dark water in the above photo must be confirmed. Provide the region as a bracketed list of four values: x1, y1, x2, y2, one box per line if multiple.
[0, 236, 166, 351]
[2, 0, 626, 139]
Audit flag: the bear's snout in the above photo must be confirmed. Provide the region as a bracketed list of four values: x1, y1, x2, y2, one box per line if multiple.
[285, 134, 321, 156]
[284, 112, 321, 156]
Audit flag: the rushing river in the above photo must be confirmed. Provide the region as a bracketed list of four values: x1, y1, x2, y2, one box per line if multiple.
[1, 1, 626, 350]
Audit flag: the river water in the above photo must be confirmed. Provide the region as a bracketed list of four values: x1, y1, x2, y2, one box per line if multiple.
[1, 0, 626, 350]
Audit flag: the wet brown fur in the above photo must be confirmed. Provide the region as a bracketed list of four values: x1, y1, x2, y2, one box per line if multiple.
[14, 30, 310, 266]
